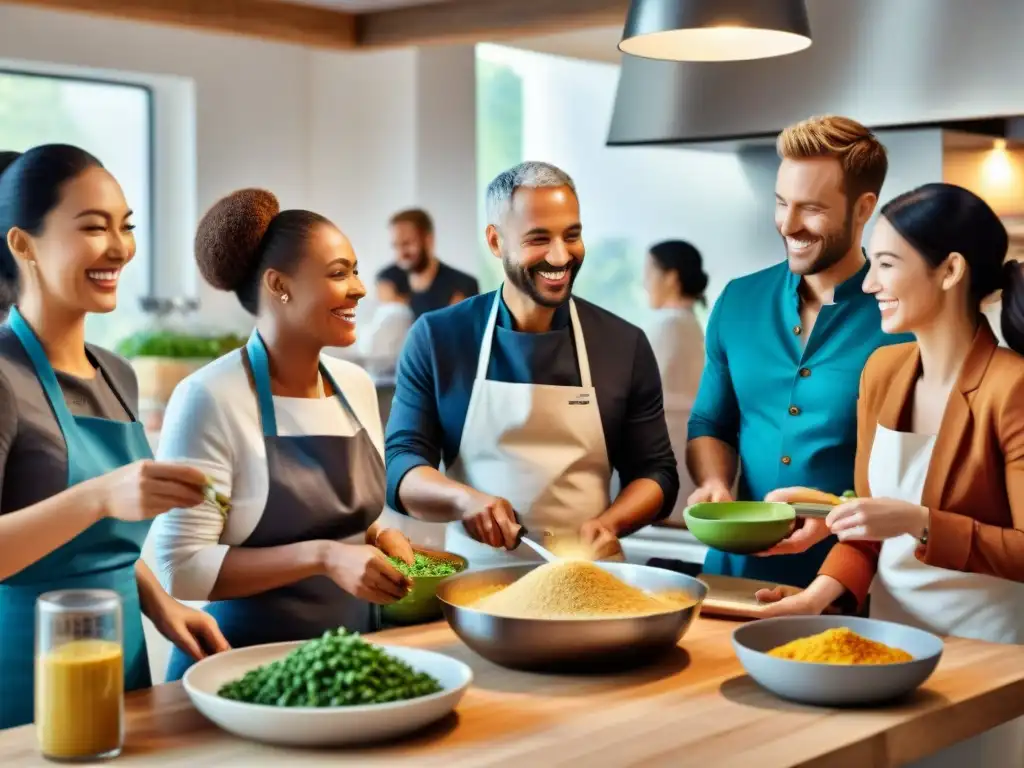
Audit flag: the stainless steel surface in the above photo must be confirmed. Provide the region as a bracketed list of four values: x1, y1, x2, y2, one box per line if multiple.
[518, 536, 559, 563]
[791, 503, 833, 519]
[732, 615, 943, 706]
[437, 562, 708, 672]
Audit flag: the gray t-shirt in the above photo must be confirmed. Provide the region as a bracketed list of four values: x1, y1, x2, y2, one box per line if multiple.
[0, 325, 139, 515]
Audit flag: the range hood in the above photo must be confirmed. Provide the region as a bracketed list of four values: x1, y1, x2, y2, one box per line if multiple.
[607, 0, 1024, 147]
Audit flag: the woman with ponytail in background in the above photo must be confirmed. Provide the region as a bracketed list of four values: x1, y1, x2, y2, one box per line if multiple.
[758, 183, 1024, 766]
[0, 146, 228, 729]
[642, 240, 708, 515]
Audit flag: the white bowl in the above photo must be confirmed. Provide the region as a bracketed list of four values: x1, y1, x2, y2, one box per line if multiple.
[732, 615, 943, 707]
[183, 641, 473, 746]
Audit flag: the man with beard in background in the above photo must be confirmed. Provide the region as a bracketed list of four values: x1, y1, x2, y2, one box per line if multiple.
[686, 115, 913, 591]
[388, 208, 479, 317]
[384, 161, 678, 568]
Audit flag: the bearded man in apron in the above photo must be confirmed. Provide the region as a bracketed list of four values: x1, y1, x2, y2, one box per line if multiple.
[757, 183, 1024, 766]
[383, 161, 679, 568]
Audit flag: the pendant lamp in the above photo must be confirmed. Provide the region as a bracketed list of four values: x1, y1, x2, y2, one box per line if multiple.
[618, 0, 812, 62]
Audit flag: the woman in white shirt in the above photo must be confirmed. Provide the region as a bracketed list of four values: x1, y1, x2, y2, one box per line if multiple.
[150, 189, 412, 681]
[358, 264, 414, 379]
[642, 240, 708, 517]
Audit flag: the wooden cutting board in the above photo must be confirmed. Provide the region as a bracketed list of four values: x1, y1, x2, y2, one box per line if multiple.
[697, 573, 803, 620]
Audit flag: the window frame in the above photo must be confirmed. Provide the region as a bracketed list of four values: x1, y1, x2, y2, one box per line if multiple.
[0, 66, 157, 299]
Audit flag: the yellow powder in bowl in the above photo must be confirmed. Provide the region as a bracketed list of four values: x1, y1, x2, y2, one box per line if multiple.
[767, 627, 913, 665]
[469, 560, 691, 620]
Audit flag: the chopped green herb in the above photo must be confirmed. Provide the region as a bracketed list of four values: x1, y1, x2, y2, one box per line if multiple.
[388, 552, 460, 578]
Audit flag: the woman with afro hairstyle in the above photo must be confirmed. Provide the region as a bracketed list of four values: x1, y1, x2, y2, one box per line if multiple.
[150, 189, 415, 681]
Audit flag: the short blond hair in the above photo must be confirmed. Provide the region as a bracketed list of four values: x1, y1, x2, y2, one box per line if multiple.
[777, 115, 888, 201]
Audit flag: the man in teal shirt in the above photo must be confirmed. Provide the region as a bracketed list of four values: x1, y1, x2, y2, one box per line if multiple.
[686, 115, 913, 588]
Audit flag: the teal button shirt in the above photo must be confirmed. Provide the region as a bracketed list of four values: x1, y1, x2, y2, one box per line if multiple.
[688, 259, 912, 588]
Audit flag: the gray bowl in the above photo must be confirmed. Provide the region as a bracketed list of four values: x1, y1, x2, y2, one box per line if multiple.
[436, 562, 708, 672]
[732, 615, 944, 706]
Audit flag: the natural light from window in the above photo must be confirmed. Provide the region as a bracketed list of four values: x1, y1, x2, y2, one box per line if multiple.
[0, 70, 152, 349]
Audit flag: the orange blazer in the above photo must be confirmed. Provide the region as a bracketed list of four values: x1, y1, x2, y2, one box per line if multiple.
[819, 321, 1024, 606]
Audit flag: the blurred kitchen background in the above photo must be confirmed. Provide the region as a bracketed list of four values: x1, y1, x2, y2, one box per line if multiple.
[2, 0, 1024, 677]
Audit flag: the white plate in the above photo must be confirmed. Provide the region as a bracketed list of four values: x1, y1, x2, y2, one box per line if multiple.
[183, 641, 473, 747]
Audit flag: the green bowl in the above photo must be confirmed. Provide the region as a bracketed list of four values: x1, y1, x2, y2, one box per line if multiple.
[683, 502, 796, 555]
[380, 548, 468, 626]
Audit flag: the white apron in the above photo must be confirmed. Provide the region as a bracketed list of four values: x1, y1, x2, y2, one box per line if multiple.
[444, 292, 612, 569]
[868, 423, 1024, 767]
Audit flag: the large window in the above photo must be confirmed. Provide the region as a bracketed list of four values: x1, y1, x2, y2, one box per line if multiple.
[474, 44, 712, 330]
[0, 69, 152, 348]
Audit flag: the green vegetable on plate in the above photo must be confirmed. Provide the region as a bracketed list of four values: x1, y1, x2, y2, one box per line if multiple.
[217, 628, 442, 707]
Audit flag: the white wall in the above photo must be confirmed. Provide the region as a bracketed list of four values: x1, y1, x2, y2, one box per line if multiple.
[491, 46, 945, 323]
[0, 3, 478, 682]
[0, 5, 478, 333]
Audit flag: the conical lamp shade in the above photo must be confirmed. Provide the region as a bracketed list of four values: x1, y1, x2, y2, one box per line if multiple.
[619, 0, 812, 62]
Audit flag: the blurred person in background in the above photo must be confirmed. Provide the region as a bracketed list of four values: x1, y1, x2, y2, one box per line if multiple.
[358, 264, 414, 379]
[388, 208, 479, 317]
[642, 239, 708, 515]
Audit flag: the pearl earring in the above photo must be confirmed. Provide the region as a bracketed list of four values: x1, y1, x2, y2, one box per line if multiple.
[280, 293, 290, 304]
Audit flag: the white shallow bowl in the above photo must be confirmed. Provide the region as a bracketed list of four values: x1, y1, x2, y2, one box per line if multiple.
[732, 615, 944, 707]
[183, 641, 473, 747]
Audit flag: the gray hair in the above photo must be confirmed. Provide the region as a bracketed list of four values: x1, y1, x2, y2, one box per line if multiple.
[485, 161, 577, 226]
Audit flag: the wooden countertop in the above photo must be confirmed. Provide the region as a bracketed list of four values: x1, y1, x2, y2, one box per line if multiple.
[4, 617, 1024, 767]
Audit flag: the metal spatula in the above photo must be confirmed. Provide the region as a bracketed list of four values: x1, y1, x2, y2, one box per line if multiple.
[514, 526, 560, 562]
[791, 503, 834, 519]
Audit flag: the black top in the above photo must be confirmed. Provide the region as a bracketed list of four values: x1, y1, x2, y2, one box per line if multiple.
[385, 291, 680, 519]
[408, 262, 480, 318]
[0, 325, 136, 515]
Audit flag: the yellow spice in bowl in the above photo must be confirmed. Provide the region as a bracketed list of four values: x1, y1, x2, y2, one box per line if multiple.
[767, 627, 913, 665]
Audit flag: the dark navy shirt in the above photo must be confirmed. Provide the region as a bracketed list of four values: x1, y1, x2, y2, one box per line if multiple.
[408, 262, 480, 318]
[689, 259, 913, 587]
[385, 291, 680, 519]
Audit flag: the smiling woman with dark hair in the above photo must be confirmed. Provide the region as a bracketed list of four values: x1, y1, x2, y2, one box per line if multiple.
[0, 145, 228, 729]
[760, 182, 1024, 765]
[150, 188, 415, 682]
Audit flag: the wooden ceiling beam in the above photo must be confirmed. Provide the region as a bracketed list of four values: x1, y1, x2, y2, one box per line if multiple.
[356, 0, 630, 48]
[3, 0, 357, 50]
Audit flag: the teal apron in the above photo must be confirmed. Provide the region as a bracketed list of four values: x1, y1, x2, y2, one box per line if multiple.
[0, 307, 154, 730]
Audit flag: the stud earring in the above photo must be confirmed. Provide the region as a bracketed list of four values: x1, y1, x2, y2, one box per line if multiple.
[280, 293, 290, 304]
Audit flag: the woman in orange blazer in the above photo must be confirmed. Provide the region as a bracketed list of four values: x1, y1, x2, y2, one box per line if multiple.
[760, 183, 1024, 766]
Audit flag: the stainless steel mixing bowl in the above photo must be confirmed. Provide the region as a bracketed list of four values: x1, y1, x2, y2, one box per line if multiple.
[436, 562, 708, 672]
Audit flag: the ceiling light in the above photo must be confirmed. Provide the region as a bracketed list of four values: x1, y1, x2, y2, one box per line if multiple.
[618, 0, 813, 62]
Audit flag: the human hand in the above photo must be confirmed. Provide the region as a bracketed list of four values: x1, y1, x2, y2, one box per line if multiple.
[826, 498, 929, 542]
[368, 525, 415, 566]
[686, 480, 734, 506]
[754, 575, 845, 618]
[92, 460, 208, 522]
[321, 543, 411, 604]
[579, 519, 623, 561]
[752, 588, 826, 618]
[456, 491, 521, 550]
[149, 597, 231, 661]
[755, 487, 843, 556]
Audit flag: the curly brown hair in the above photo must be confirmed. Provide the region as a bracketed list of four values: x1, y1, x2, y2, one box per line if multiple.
[195, 188, 331, 314]
[195, 188, 279, 292]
